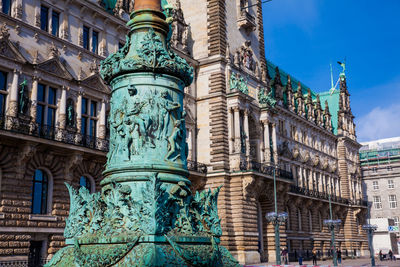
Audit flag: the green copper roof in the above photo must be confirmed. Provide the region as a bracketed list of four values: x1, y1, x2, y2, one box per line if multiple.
[319, 89, 340, 135]
[266, 60, 317, 98]
[267, 60, 340, 135]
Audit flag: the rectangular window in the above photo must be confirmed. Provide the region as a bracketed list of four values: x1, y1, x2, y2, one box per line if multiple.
[83, 26, 90, 50]
[388, 180, 395, 189]
[373, 196, 382, 209]
[0, 71, 7, 115]
[2, 0, 11, 15]
[372, 181, 379, 190]
[36, 84, 57, 130]
[389, 195, 397, 209]
[92, 30, 99, 54]
[51, 11, 60, 37]
[90, 101, 97, 117]
[40, 6, 49, 32]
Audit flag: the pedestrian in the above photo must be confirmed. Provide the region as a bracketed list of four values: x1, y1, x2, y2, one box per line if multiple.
[281, 248, 289, 264]
[298, 250, 303, 266]
[337, 248, 342, 266]
[389, 249, 393, 261]
[379, 250, 383, 261]
[312, 248, 318, 266]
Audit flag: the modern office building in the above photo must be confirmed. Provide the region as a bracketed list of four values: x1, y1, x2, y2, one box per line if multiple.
[0, 0, 367, 265]
[361, 137, 400, 235]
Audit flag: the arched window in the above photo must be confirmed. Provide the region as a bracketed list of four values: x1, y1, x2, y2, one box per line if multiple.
[308, 210, 313, 232]
[32, 169, 49, 214]
[297, 208, 302, 231]
[79, 176, 91, 192]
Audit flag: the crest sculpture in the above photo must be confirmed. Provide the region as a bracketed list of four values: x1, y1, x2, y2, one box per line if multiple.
[46, 0, 240, 266]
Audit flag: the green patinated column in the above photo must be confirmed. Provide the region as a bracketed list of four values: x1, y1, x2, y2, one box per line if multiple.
[46, 1, 240, 266]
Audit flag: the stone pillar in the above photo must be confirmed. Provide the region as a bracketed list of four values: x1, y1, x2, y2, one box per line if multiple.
[59, 86, 67, 129]
[7, 69, 19, 117]
[233, 107, 240, 153]
[76, 92, 83, 133]
[187, 128, 193, 160]
[244, 109, 250, 158]
[262, 120, 270, 163]
[30, 76, 39, 119]
[228, 108, 233, 153]
[98, 98, 107, 139]
[272, 123, 278, 164]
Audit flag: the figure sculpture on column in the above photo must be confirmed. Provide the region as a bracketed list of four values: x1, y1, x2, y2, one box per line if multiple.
[46, 0, 240, 266]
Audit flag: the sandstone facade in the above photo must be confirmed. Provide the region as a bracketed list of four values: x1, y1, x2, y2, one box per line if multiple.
[0, 0, 367, 265]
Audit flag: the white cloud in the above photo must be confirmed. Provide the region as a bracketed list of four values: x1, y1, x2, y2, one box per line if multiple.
[356, 104, 400, 142]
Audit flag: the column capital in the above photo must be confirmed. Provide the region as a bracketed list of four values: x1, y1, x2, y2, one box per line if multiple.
[232, 106, 240, 112]
[261, 119, 269, 126]
[244, 109, 249, 116]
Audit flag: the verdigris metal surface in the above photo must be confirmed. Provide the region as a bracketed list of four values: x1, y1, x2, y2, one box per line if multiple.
[45, 0, 240, 266]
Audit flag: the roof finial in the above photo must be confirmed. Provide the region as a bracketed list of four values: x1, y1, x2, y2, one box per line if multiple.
[337, 57, 346, 77]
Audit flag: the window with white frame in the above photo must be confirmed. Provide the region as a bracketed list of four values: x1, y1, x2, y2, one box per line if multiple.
[36, 84, 57, 129]
[372, 181, 379, 190]
[388, 180, 395, 189]
[373, 196, 382, 209]
[394, 217, 399, 228]
[389, 195, 397, 209]
[81, 97, 98, 138]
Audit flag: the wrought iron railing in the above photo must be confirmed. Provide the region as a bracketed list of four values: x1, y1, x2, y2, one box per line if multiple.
[0, 115, 109, 152]
[0, 258, 49, 267]
[187, 160, 208, 174]
[240, 161, 293, 180]
[289, 185, 367, 206]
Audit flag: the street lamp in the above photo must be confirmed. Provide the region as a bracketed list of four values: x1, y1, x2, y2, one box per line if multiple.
[323, 195, 342, 267]
[265, 165, 288, 265]
[363, 203, 377, 267]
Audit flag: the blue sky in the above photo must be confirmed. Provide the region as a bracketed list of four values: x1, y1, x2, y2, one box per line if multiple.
[262, 0, 400, 142]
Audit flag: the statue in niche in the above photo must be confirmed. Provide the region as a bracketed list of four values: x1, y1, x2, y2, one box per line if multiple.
[156, 90, 180, 139]
[18, 79, 29, 115]
[66, 99, 75, 127]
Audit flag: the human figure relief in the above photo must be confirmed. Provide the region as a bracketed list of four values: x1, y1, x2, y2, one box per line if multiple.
[165, 118, 184, 161]
[157, 91, 180, 139]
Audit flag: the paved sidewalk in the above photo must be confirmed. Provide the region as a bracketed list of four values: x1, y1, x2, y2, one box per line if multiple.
[245, 257, 400, 267]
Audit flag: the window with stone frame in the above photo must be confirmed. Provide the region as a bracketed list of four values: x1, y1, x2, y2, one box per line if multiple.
[0, 70, 8, 116]
[82, 25, 100, 54]
[373, 196, 382, 209]
[31, 169, 49, 214]
[389, 195, 397, 209]
[36, 84, 57, 133]
[372, 180, 379, 190]
[40, 5, 60, 36]
[318, 212, 322, 231]
[388, 179, 395, 189]
[81, 97, 98, 138]
[1, 0, 11, 15]
[308, 210, 312, 232]
[290, 125, 297, 140]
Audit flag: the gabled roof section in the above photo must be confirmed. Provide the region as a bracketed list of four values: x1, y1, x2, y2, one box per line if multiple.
[37, 57, 74, 80]
[267, 60, 317, 99]
[319, 89, 340, 135]
[80, 74, 111, 94]
[0, 38, 27, 63]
